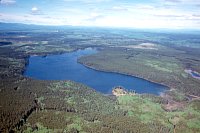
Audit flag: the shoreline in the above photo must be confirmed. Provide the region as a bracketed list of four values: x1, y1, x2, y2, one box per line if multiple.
[23, 47, 166, 90]
[77, 60, 171, 94]
[21, 47, 95, 76]
[22, 48, 170, 96]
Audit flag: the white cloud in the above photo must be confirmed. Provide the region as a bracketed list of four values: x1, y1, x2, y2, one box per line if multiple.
[163, 0, 200, 5]
[30, 6, 44, 15]
[87, 15, 198, 29]
[0, 13, 67, 25]
[111, 6, 128, 11]
[63, 0, 110, 3]
[69, 0, 109, 2]
[31, 7, 38, 12]
[84, 12, 104, 22]
[1, 0, 200, 29]
[0, 0, 16, 5]
[60, 8, 83, 14]
[136, 5, 155, 10]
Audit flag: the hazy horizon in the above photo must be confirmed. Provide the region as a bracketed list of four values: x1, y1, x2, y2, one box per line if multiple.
[0, 0, 200, 29]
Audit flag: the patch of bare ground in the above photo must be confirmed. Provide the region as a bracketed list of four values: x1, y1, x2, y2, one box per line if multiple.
[117, 43, 159, 50]
[161, 92, 186, 111]
[161, 92, 200, 112]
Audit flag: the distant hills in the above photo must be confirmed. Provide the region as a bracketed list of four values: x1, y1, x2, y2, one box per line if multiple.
[0, 22, 199, 34]
[0, 22, 73, 31]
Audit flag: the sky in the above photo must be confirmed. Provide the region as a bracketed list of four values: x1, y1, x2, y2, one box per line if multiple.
[0, 0, 200, 29]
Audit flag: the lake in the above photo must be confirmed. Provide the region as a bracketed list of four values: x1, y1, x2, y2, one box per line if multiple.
[185, 69, 200, 80]
[24, 48, 168, 95]
[191, 71, 200, 78]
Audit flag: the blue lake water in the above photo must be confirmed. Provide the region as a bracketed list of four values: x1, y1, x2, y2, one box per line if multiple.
[24, 48, 168, 95]
[191, 71, 200, 78]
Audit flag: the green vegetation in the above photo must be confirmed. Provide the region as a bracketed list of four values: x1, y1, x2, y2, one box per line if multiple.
[0, 26, 200, 132]
[117, 95, 200, 132]
[78, 46, 200, 96]
[2, 78, 199, 132]
[145, 60, 179, 73]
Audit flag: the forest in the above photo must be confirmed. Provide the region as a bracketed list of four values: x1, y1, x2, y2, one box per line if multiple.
[0, 23, 200, 132]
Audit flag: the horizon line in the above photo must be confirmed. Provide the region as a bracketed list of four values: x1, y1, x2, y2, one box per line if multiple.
[1, 21, 200, 31]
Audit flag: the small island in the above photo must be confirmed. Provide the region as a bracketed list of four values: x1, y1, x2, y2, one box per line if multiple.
[112, 86, 136, 96]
